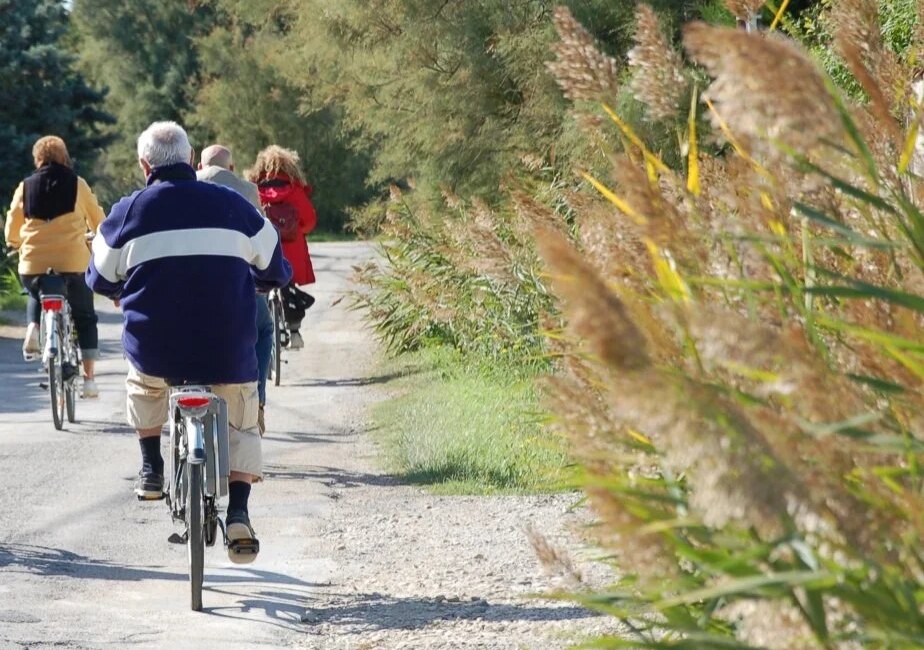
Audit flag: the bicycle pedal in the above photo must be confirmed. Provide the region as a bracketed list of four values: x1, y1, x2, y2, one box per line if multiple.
[167, 532, 188, 545]
[136, 492, 166, 501]
[228, 538, 260, 557]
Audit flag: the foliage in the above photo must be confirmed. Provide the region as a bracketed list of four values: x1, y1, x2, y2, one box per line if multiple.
[189, 19, 375, 232]
[353, 183, 554, 366]
[281, 0, 648, 201]
[529, 3, 924, 647]
[373, 346, 566, 493]
[70, 0, 218, 205]
[70, 0, 374, 230]
[0, 0, 111, 209]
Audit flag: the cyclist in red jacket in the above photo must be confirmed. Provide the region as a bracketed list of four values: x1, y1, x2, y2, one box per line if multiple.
[247, 146, 316, 350]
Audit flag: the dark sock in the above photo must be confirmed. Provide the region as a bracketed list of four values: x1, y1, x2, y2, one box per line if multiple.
[139, 436, 163, 476]
[228, 481, 251, 516]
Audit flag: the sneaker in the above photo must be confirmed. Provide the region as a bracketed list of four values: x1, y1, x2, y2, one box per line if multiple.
[258, 404, 266, 437]
[287, 331, 304, 350]
[22, 323, 39, 361]
[81, 378, 99, 398]
[134, 472, 164, 500]
[225, 511, 259, 564]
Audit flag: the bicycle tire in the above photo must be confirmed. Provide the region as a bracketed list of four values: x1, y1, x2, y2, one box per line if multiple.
[49, 356, 63, 431]
[187, 462, 204, 611]
[272, 299, 282, 387]
[65, 321, 78, 423]
[65, 381, 76, 422]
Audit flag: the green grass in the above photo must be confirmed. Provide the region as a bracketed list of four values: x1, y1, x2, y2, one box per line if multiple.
[372, 346, 568, 494]
[0, 292, 26, 312]
[309, 230, 358, 242]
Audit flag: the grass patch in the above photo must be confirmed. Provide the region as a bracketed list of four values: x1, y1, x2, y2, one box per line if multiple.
[309, 230, 358, 242]
[0, 292, 26, 312]
[372, 346, 568, 494]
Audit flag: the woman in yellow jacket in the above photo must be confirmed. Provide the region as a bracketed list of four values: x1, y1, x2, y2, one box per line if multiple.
[4, 136, 106, 397]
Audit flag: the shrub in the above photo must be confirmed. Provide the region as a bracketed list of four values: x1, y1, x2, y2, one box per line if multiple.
[534, 2, 924, 647]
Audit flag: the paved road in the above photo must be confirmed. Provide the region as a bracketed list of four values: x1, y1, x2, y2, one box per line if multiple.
[0, 242, 375, 649]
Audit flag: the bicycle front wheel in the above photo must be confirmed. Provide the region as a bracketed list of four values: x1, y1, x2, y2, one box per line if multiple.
[186, 462, 205, 611]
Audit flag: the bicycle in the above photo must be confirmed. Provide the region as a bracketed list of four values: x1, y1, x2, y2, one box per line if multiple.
[158, 385, 257, 611]
[267, 288, 288, 386]
[33, 273, 80, 430]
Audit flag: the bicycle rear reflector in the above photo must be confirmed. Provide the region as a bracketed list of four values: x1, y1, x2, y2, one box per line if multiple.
[42, 298, 64, 311]
[178, 396, 211, 408]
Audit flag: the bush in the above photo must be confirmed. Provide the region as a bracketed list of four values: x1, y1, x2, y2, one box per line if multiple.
[353, 184, 556, 368]
[532, 3, 924, 648]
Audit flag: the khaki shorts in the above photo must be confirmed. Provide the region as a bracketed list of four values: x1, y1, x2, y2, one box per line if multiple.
[126, 365, 263, 479]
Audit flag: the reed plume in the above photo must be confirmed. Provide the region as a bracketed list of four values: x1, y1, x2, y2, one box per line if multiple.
[683, 23, 843, 163]
[547, 6, 621, 103]
[628, 4, 687, 122]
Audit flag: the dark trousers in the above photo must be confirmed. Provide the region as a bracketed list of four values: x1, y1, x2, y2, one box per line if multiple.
[280, 283, 315, 332]
[21, 273, 99, 358]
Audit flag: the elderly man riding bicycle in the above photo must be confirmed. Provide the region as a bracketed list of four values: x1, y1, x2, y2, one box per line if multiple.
[86, 121, 292, 561]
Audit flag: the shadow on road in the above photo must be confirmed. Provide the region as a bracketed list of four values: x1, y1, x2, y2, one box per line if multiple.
[263, 463, 398, 488]
[0, 543, 325, 590]
[205, 584, 315, 632]
[285, 371, 409, 389]
[301, 592, 600, 631]
[0, 345, 50, 415]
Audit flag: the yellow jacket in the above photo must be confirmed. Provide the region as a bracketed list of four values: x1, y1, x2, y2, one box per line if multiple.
[4, 175, 106, 275]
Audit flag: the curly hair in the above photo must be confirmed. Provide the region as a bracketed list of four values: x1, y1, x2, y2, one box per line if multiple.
[32, 136, 71, 168]
[246, 145, 307, 185]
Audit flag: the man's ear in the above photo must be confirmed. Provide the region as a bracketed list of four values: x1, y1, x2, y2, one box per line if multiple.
[189, 148, 196, 166]
[139, 158, 153, 178]
[197, 162, 203, 170]
[229, 163, 235, 172]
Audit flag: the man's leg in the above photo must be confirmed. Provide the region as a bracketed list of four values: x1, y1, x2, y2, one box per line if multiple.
[212, 381, 261, 563]
[126, 366, 169, 498]
[254, 294, 273, 433]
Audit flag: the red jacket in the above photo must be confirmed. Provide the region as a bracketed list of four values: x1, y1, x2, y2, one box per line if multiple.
[257, 175, 316, 285]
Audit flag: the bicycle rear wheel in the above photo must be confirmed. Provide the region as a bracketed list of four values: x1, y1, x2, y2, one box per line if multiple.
[187, 462, 204, 611]
[48, 357, 63, 431]
[272, 300, 282, 386]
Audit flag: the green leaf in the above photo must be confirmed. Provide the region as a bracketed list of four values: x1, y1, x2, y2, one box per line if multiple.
[805, 284, 924, 313]
[656, 571, 836, 609]
[847, 373, 908, 394]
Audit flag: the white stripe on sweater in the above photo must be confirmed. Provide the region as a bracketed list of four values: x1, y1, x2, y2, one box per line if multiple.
[93, 223, 279, 281]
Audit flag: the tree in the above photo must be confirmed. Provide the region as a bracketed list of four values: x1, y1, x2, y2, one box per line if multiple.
[0, 0, 111, 208]
[190, 21, 374, 231]
[70, 0, 217, 205]
[274, 0, 694, 201]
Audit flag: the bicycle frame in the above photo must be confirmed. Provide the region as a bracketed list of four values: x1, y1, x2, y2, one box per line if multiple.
[40, 294, 67, 365]
[165, 386, 230, 611]
[38, 291, 80, 429]
[167, 388, 231, 508]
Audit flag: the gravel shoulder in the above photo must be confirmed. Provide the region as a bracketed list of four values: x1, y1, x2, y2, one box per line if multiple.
[293, 244, 616, 649]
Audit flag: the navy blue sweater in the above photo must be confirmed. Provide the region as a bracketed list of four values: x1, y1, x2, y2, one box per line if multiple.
[86, 164, 292, 384]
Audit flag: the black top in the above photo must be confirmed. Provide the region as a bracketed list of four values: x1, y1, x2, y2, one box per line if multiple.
[23, 163, 78, 221]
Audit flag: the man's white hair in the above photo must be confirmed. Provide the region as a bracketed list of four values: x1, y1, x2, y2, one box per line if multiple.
[137, 121, 192, 167]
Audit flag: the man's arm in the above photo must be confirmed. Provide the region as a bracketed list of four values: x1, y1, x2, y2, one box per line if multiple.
[85, 201, 128, 298]
[248, 210, 292, 291]
[4, 183, 25, 250]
